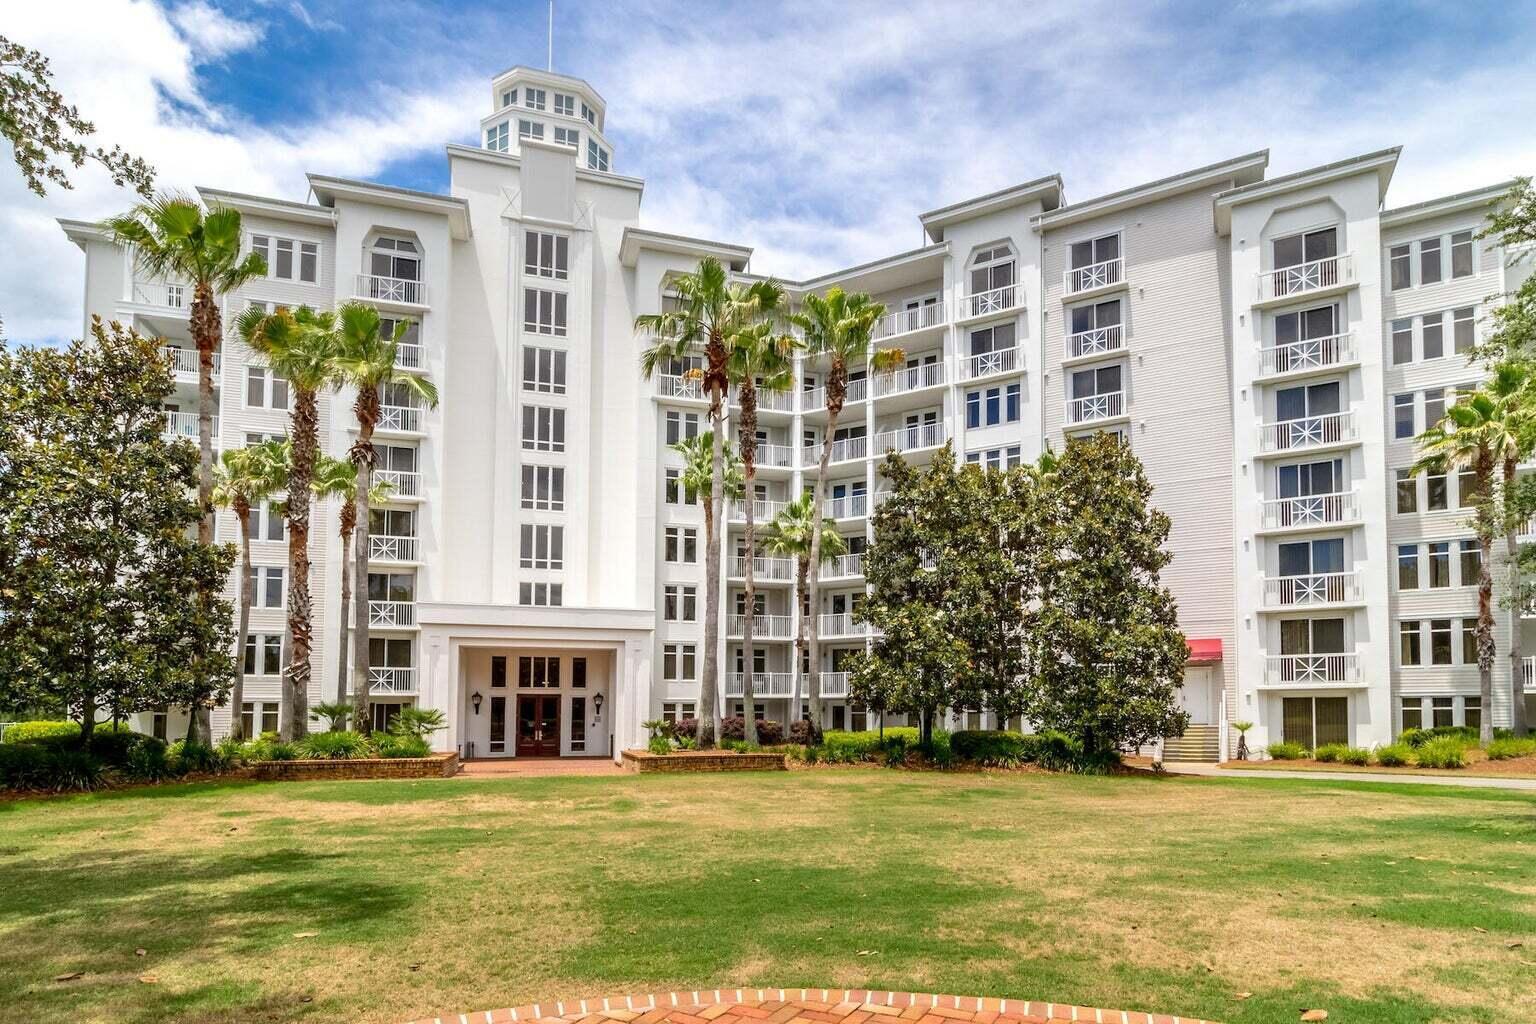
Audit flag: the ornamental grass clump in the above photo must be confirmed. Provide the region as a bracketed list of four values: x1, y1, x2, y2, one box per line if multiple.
[1415, 736, 1468, 769]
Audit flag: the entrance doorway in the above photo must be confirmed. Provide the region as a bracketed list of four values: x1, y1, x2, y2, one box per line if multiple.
[517, 694, 560, 756]
[1282, 695, 1348, 748]
[1176, 666, 1218, 724]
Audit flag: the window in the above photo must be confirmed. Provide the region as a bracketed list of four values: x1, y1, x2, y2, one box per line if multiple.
[1461, 618, 1479, 666]
[1069, 364, 1123, 421]
[573, 657, 587, 688]
[1393, 393, 1415, 439]
[661, 701, 694, 724]
[1423, 387, 1445, 429]
[586, 140, 609, 171]
[369, 237, 420, 282]
[523, 288, 568, 335]
[525, 231, 569, 280]
[965, 383, 1021, 428]
[966, 446, 1023, 471]
[1391, 319, 1413, 364]
[1274, 227, 1337, 270]
[518, 581, 562, 606]
[1281, 695, 1349, 748]
[518, 656, 561, 688]
[1390, 244, 1411, 290]
[663, 644, 696, 681]
[1399, 620, 1422, 666]
[521, 405, 565, 452]
[1426, 470, 1448, 511]
[250, 235, 318, 283]
[1421, 312, 1444, 360]
[1464, 695, 1482, 730]
[1453, 306, 1475, 354]
[1069, 233, 1120, 272]
[241, 701, 280, 738]
[570, 696, 586, 752]
[1432, 695, 1454, 728]
[1401, 698, 1423, 731]
[243, 633, 282, 676]
[247, 499, 286, 542]
[524, 87, 546, 110]
[968, 322, 1016, 358]
[1430, 619, 1453, 665]
[1459, 540, 1481, 585]
[1427, 542, 1451, 588]
[554, 92, 575, 116]
[580, 101, 597, 126]
[522, 347, 567, 393]
[501, 88, 516, 108]
[1451, 230, 1474, 278]
[249, 566, 284, 608]
[1457, 466, 1480, 509]
[664, 584, 697, 622]
[379, 316, 420, 352]
[491, 654, 509, 688]
[368, 570, 415, 606]
[1068, 298, 1122, 353]
[520, 464, 565, 511]
[1397, 544, 1419, 590]
[1419, 236, 1442, 285]
[664, 467, 698, 506]
[518, 119, 544, 140]
[551, 125, 579, 148]
[970, 243, 1016, 294]
[665, 526, 698, 563]
[246, 366, 289, 410]
[1395, 469, 1417, 513]
[519, 524, 564, 569]
[665, 410, 700, 445]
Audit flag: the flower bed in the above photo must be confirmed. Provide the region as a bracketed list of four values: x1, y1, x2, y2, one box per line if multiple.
[622, 749, 786, 773]
[249, 751, 459, 781]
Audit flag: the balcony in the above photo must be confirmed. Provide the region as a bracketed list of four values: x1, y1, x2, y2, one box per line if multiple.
[825, 494, 868, 519]
[132, 279, 188, 312]
[730, 555, 794, 581]
[818, 612, 869, 638]
[1066, 391, 1125, 425]
[1258, 410, 1357, 455]
[1260, 490, 1360, 532]
[356, 273, 427, 307]
[729, 498, 787, 522]
[375, 469, 421, 498]
[1064, 257, 1123, 298]
[726, 613, 793, 639]
[818, 671, 850, 698]
[725, 672, 794, 698]
[656, 374, 706, 401]
[1261, 571, 1362, 609]
[1257, 333, 1356, 380]
[803, 377, 868, 413]
[875, 422, 948, 454]
[873, 302, 947, 340]
[162, 410, 219, 443]
[733, 387, 794, 413]
[394, 342, 425, 371]
[367, 666, 418, 694]
[1065, 325, 1125, 362]
[161, 345, 219, 378]
[1262, 652, 1361, 687]
[824, 552, 863, 579]
[962, 347, 1021, 381]
[805, 435, 868, 465]
[874, 361, 945, 398]
[1256, 254, 1355, 305]
[369, 534, 419, 562]
[368, 600, 417, 628]
[962, 284, 1021, 320]
[756, 443, 795, 469]
[377, 405, 423, 434]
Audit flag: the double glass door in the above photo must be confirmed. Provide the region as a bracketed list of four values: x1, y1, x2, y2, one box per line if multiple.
[516, 694, 560, 756]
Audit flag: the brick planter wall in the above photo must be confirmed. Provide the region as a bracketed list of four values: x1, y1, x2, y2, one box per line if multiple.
[249, 752, 458, 781]
[622, 749, 787, 773]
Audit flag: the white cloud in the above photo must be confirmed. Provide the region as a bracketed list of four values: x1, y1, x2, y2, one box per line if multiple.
[170, 1, 264, 60]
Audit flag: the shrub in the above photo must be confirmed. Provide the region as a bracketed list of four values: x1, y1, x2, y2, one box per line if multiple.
[169, 741, 232, 774]
[1415, 736, 1468, 769]
[377, 734, 431, 759]
[123, 739, 174, 781]
[1338, 746, 1372, 766]
[647, 735, 672, 755]
[951, 730, 1033, 767]
[1486, 737, 1536, 761]
[1267, 741, 1309, 760]
[718, 717, 784, 744]
[0, 743, 56, 790]
[295, 731, 376, 760]
[2, 720, 80, 744]
[787, 719, 818, 745]
[721, 738, 762, 753]
[41, 749, 107, 791]
[671, 717, 698, 741]
[1375, 743, 1414, 767]
[1314, 743, 1347, 763]
[1401, 726, 1479, 749]
[821, 730, 886, 762]
[242, 733, 299, 762]
[389, 707, 446, 742]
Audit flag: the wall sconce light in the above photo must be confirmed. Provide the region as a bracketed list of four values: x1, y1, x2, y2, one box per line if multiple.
[593, 692, 604, 721]
[471, 691, 483, 715]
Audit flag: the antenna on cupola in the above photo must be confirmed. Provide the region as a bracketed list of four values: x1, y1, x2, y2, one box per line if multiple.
[547, 0, 554, 71]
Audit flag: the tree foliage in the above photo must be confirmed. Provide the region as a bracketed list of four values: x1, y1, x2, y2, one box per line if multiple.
[0, 320, 234, 741]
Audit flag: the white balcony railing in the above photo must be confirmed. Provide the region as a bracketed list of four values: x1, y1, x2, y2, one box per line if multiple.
[729, 498, 787, 522]
[1262, 571, 1362, 608]
[368, 600, 417, 628]
[656, 374, 705, 400]
[807, 435, 868, 465]
[377, 405, 422, 433]
[1259, 410, 1357, 454]
[725, 672, 795, 698]
[874, 302, 947, 340]
[727, 613, 793, 639]
[1258, 254, 1354, 302]
[734, 388, 793, 412]
[825, 494, 868, 519]
[818, 612, 868, 637]
[756, 443, 795, 468]
[874, 361, 945, 397]
[393, 343, 425, 371]
[161, 346, 220, 376]
[1260, 490, 1360, 531]
[133, 280, 187, 309]
[1065, 324, 1124, 361]
[375, 469, 421, 497]
[824, 552, 863, 578]
[964, 284, 1019, 318]
[356, 274, 426, 306]
[875, 422, 948, 454]
[1264, 652, 1360, 685]
[963, 347, 1020, 380]
[1067, 391, 1124, 424]
[368, 666, 418, 694]
[817, 671, 850, 698]
[162, 410, 219, 441]
[802, 377, 868, 412]
[1065, 257, 1123, 296]
[731, 555, 794, 581]
[369, 535, 419, 562]
[1257, 333, 1355, 378]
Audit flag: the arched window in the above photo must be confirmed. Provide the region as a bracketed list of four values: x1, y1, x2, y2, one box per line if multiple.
[969, 243, 1015, 295]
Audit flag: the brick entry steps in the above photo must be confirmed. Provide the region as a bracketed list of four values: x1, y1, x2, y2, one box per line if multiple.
[407, 987, 1220, 1024]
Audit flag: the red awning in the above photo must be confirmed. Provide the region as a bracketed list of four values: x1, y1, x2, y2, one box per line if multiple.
[1187, 638, 1223, 664]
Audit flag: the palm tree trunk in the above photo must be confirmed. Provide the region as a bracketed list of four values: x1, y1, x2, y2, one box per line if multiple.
[336, 507, 354, 706]
[284, 388, 318, 742]
[188, 281, 220, 742]
[350, 400, 378, 736]
[740, 385, 759, 747]
[796, 556, 809, 732]
[230, 500, 254, 742]
[1477, 530, 1496, 746]
[808, 398, 839, 738]
[700, 379, 725, 750]
[1505, 457, 1529, 737]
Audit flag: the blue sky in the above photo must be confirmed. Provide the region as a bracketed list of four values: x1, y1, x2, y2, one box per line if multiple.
[5, 0, 1536, 344]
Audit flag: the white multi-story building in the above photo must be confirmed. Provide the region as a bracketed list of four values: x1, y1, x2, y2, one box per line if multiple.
[58, 65, 1534, 761]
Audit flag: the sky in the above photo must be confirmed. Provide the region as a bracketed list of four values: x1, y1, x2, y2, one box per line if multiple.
[4, 0, 1536, 345]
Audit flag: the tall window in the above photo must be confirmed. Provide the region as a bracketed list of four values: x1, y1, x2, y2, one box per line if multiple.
[664, 467, 697, 505]
[1399, 621, 1422, 666]
[522, 347, 567, 394]
[246, 499, 286, 542]
[965, 383, 1020, 428]
[519, 524, 564, 569]
[249, 566, 284, 608]
[524, 288, 568, 336]
[1069, 233, 1120, 272]
[243, 634, 283, 676]
[553, 125, 579, 148]
[553, 92, 576, 116]
[1273, 227, 1336, 269]
[969, 244, 1014, 295]
[369, 237, 420, 282]
[1389, 244, 1411, 290]
[1396, 544, 1419, 590]
[525, 231, 569, 280]
[250, 235, 319, 283]
[1418, 236, 1442, 285]
[521, 405, 566, 452]
[586, 139, 609, 171]
[518, 119, 545, 140]
[1427, 541, 1451, 588]
[485, 122, 509, 152]
[521, 465, 565, 511]
[523, 87, 546, 110]
[241, 701, 281, 738]
[1453, 306, 1476, 354]
[665, 526, 698, 563]
[664, 584, 697, 622]
[1451, 230, 1474, 278]
[665, 410, 700, 445]
[663, 644, 696, 681]
[246, 366, 289, 410]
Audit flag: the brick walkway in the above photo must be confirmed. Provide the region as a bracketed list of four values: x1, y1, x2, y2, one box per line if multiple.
[457, 757, 625, 777]
[406, 987, 1219, 1024]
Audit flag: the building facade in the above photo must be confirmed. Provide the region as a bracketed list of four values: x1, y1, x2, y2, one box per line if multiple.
[58, 65, 1534, 760]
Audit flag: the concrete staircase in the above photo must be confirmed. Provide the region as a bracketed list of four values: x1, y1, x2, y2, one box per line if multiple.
[1162, 724, 1221, 763]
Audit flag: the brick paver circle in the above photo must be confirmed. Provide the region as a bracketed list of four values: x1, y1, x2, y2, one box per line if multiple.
[406, 987, 1220, 1024]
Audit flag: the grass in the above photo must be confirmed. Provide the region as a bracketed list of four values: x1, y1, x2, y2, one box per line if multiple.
[1, 772, 1534, 1024]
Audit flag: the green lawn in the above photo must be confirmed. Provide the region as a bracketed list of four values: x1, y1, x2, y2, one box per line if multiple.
[1, 770, 1533, 1024]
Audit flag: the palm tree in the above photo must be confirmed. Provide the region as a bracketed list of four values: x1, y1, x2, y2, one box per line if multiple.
[211, 439, 287, 742]
[789, 288, 892, 734]
[727, 320, 797, 744]
[1479, 362, 1536, 737]
[330, 302, 438, 735]
[672, 430, 743, 736]
[105, 194, 266, 743]
[637, 257, 785, 747]
[311, 455, 394, 707]
[1414, 391, 1505, 744]
[235, 305, 341, 742]
[763, 495, 847, 729]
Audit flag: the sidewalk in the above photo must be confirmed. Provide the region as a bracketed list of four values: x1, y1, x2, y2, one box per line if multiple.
[1165, 761, 1536, 791]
